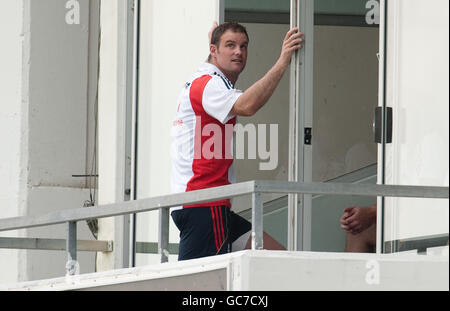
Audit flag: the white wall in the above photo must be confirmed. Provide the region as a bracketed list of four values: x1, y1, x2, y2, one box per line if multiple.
[4, 250, 448, 291]
[0, 0, 28, 283]
[384, 0, 449, 241]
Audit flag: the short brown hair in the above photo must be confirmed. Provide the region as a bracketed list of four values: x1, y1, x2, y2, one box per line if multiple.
[208, 22, 249, 62]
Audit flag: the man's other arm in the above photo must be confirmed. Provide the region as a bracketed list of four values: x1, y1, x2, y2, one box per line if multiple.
[231, 28, 304, 117]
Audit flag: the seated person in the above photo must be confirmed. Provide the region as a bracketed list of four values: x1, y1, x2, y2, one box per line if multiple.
[340, 203, 377, 253]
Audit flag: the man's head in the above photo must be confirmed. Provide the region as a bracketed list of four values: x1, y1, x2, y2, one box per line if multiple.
[208, 22, 249, 84]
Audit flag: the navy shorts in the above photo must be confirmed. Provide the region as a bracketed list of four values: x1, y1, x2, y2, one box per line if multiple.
[171, 206, 251, 261]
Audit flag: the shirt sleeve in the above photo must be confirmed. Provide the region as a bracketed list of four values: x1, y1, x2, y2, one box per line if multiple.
[202, 76, 243, 124]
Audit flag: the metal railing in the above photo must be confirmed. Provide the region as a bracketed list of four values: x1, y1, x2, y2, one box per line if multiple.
[0, 180, 448, 275]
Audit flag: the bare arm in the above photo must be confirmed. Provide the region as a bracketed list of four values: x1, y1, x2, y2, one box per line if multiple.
[231, 28, 304, 116]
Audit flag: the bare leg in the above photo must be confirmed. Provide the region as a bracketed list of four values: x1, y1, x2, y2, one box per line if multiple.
[244, 232, 286, 250]
[345, 222, 376, 253]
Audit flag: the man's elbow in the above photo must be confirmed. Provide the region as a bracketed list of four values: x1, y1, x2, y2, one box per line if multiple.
[233, 104, 257, 117]
[242, 107, 257, 117]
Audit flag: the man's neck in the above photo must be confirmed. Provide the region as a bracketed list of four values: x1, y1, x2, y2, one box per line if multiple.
[208, 60, 239, 85]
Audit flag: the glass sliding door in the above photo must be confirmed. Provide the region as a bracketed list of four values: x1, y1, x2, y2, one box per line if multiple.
[382, 0, 449, 253]
[303, 0, 380, 252]
[223, 2, 292, 246]
[226, 0, 449, 255]
[225, 0, 382, 253]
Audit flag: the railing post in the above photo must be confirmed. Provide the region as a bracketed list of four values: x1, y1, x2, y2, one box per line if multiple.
[66, 221, 78, 276]
[158, 208, 169, 263]
[251, 191, 263, 250]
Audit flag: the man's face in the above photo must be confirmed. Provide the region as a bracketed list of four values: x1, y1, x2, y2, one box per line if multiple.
[210, 30, 248, 82]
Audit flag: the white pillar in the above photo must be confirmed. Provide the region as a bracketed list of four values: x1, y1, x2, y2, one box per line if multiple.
[96, 0, 133, 271]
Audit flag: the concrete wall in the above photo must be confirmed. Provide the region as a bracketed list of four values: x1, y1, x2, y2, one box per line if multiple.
[0, 0, 28, 283]
[384, 0, 449, 241]
[3, 250, 448, 291]
[0, 0, 99, 282]
[28, 0, 89, 188]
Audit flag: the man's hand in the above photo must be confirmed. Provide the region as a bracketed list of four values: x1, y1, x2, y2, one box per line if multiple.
[208, 21, 219, 44]
[340, 205, 377, 235]
[231, 27, 304, 117]
[277, 27, 304, 68]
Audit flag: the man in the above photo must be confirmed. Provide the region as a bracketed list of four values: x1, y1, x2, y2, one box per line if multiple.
[171, 22, 304, 261]
[340, 204, 377, 253]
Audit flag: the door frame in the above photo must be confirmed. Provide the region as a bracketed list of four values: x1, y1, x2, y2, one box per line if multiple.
[377, 0, 388, 254]
[288, 0, 314, 251]
[290, 0, 387, 253]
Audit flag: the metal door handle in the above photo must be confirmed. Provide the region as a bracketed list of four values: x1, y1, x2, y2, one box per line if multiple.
[374, 107, 393, 144]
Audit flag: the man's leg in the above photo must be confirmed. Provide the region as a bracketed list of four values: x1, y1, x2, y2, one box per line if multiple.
[172, 207, 226, 260]
[227, 209, 286, 252]
[345, 222, 376, 253]
[243, 232, 286, 250]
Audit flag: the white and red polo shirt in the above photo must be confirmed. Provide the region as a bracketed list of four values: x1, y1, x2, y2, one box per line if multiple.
[171, 62, 243, 211]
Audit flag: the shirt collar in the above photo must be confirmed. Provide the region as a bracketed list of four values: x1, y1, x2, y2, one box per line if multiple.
[198, 62, 234, 89]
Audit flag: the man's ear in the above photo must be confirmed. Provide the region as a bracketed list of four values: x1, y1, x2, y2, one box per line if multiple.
[210, 44, 217, 59]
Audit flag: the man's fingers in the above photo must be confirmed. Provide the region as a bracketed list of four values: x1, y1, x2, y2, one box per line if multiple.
[344, 208, 357, 218]
[285, 45, 302, 53]
[285, 36, 304, 45]
[208, 21, 219, 42]
[345, 215, 357, 224]
[284, 27, 298, 40]
[342, 211, 351, 219]
[341, 215, 350, 224]
[285, 33, 304, 46]
[284, 29, 304, 45]
[344, 207, 354, 213]
[344, 219, 357, 227]
[284, 37, 304, 52]
[286, 39, 304, 49]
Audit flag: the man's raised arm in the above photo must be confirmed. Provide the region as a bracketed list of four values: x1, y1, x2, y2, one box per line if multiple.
[231, 27, 304, 117]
